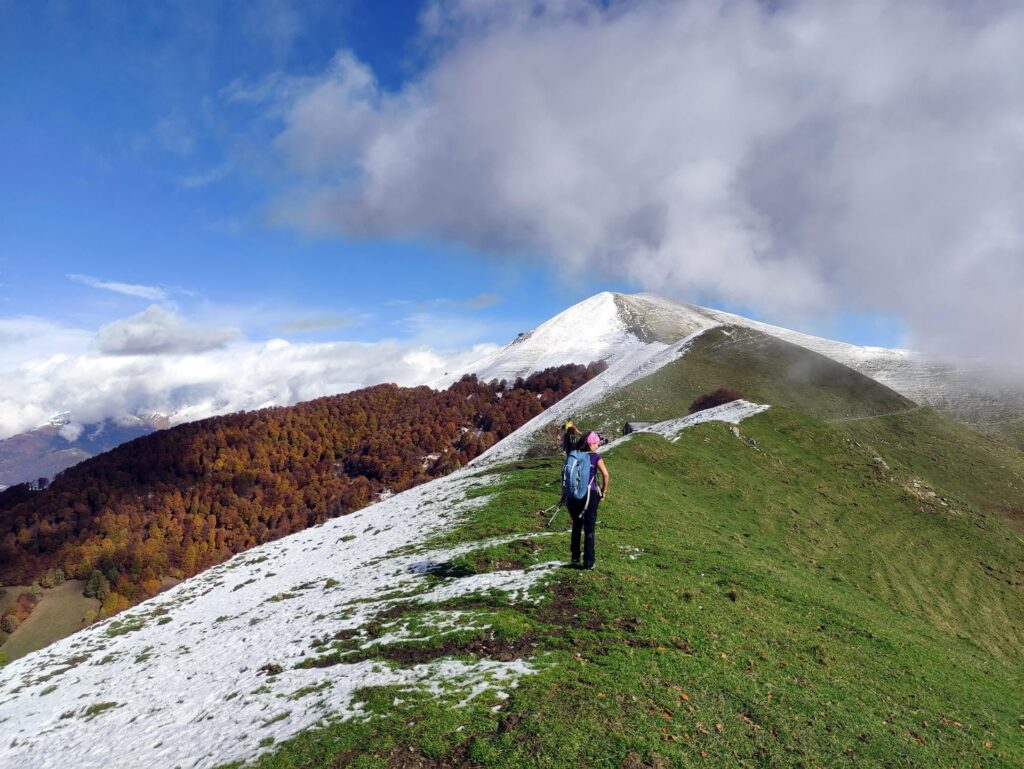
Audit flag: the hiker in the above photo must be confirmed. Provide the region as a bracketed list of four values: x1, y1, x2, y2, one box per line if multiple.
[565, 431, 609, 570]
[561, 420, 583, 455]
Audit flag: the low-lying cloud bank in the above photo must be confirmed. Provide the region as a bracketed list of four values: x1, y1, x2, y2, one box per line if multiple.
[256, 0, 1024, 363]
[0, 309, 496, 440]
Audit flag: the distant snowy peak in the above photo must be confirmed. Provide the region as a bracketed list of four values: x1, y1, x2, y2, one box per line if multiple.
[46, 412, 72, 428]
[433, 292, 717, 388]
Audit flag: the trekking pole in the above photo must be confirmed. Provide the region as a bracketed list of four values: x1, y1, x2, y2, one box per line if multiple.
[544, 501, 563, 528]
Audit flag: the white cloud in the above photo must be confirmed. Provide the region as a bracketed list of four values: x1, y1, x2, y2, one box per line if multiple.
[0, 316, 92, 362]
[68, 274, 169, 301]
[261, 0, 1024, 363]
[95, 305, 241, 355]
[0, 310, 499, 440]
[58, 422, 84, 442]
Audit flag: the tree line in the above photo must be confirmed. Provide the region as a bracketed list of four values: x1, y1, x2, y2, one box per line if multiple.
[0, 364, 605, 618]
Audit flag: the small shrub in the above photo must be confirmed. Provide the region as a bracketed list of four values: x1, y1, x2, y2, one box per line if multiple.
[100, 592, 131, 619]
[1, 592, 39, 632]
[83, 570, 111, 602]
[40, 568, 65, 588]
[688, 387, 744, 414]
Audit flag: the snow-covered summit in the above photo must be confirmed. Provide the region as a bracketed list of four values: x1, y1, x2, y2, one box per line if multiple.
[432, 292, 716, 388]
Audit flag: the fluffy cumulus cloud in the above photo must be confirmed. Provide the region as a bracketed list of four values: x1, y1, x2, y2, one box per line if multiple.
[262, 0, 1024, 362]
[0, 312, 497, 440]
[95, 305, 241, 355]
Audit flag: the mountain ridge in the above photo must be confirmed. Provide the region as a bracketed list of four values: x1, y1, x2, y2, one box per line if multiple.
[448, 292, 1024, 447]
[1, 293, 1022, 767]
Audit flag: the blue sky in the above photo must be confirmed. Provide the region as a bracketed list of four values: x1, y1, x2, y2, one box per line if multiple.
[0, 0, 627, 351]
[2, 0, 1020, 437]
[0, 0, 914, 348]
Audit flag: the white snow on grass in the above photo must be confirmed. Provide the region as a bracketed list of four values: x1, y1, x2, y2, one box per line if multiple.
[630, 399, 771, 443]
[470, 326, 717, 467]
[599, 400, 770, 452]
[0, 469, 559, 769]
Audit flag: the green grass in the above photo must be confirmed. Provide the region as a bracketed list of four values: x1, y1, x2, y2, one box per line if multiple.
[0, 580, 99, 661]
[565, 326, 915, 448]
[837, 407, 1024, 532]
[979, 415, 1024, 453]
[229, 407, 1024, 768]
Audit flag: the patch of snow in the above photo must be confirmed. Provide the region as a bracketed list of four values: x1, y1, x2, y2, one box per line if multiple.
[599, 400, 770, 451]
[631, 400, 771, 443]
[0, 468, 558, 769]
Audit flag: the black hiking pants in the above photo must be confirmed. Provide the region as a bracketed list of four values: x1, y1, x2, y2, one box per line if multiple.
[567, 492, 600, 568]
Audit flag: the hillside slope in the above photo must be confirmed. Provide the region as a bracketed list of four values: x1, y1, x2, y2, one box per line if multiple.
[470, 323, 916, 467]
[0, 365, 602, 633]
[1, 398, 1022, 767]
[2, 293, 1022, 768]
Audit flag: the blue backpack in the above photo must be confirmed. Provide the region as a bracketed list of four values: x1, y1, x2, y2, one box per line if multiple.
[562, 449, 592, 502]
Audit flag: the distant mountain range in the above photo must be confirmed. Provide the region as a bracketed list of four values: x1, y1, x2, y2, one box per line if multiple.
[0, 413, 169, 488]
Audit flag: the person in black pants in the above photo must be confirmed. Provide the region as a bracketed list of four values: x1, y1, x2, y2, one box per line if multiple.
[566, 431, 610, 570]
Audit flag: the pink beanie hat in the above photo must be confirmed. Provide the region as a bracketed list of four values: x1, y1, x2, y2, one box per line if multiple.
[586, 431, 600, 446]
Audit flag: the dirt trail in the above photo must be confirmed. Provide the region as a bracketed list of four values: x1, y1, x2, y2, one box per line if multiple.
[825, 405, 926, 424]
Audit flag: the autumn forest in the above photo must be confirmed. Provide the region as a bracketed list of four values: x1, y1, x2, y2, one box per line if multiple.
[0, 364, 605, 618]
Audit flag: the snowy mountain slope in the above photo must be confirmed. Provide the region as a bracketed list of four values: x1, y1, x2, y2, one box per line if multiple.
[1, 290, 1018, 768]
[0, 301, 763, 769]
[431, 292, 716, 389]
[685, 300, 1024, 426]
[612, 293, 1024, 430]
[0, 469, 559, 769]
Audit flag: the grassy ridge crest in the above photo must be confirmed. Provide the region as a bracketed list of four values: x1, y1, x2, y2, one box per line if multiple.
[234, 406, 1024, 768]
